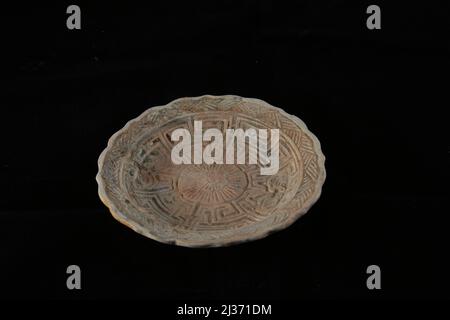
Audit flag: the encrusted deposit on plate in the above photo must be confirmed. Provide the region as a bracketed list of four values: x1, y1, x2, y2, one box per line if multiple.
[96, 95, 326, 247]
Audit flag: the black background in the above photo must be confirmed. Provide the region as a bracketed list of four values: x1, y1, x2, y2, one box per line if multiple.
[2, 1, 449, 301]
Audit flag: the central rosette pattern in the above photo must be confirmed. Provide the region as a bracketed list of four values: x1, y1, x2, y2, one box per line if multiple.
[178, 164, 248, 205]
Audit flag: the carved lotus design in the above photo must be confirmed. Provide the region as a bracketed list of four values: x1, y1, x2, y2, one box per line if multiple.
[96, 95, 326, 247]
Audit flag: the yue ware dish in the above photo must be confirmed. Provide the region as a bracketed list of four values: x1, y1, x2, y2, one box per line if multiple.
[96, 95, 325, 247]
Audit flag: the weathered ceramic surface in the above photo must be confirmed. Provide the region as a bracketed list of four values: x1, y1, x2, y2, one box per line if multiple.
[96, 95, 326, 247]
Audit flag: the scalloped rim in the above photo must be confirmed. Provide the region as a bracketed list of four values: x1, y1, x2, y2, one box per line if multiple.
[96, 95, 326, 248]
